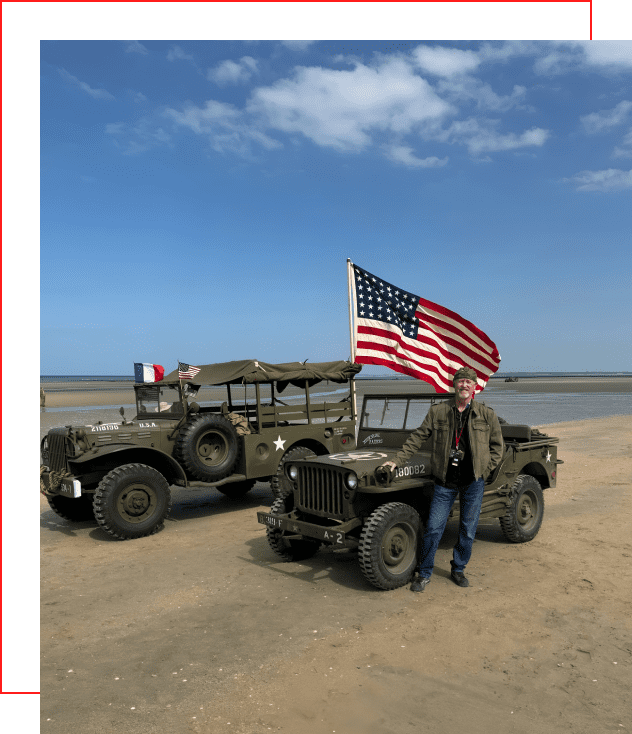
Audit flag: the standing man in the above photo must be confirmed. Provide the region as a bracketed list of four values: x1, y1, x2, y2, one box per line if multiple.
[381, 367, 503, 592]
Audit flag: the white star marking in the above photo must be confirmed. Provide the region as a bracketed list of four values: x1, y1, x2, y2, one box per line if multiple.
[274, 436, 286, 452]
[545, 450, 551, 463]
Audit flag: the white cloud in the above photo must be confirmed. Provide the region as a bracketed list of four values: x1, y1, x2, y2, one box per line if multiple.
[124, 41, 148, 55]
[474, 41, 632, 76]
[133, 91, 148, 104]
[163, 100, 281, 157]
[563, 168, 632, 192]
[384, 145, 448, 168]
[207, 57, 259, 85]
[58, 68, 114, 100]
[247, 58, 453, 151]
[281, 41, 317, 51]
[440, 118, 549, 155]
[581, 101, 632, 134]
[167, 45, 194, 63]
[412, 44, 480, 77]
[613, 129, 632, 159]
[106, 119, 171, 155]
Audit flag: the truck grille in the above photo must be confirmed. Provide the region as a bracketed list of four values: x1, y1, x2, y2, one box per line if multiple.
[296, 466, 346, 517]
[45, 431, 70, 473]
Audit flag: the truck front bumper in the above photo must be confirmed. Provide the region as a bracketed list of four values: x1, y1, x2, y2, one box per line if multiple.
[40, 469, 82, 497]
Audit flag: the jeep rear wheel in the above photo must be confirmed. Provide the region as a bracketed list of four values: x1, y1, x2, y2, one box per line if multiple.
[266, 496, 321, 561]
[47, 492, 95, 523]
[175, 414, 240, 482]
[93, 464, 171, 540]
[499, 474, 544, 543]
[270, 445, 316, 499]
[359, 503, 420, 590]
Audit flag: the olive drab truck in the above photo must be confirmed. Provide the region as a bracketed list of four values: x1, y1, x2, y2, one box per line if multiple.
[40, 359, 361, 540]
[257, 391, 562, 590]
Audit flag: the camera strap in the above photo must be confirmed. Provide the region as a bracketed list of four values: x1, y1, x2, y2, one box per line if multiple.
[455, 404, 470, 449]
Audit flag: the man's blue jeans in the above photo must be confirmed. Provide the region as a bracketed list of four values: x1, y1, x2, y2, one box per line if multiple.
[417, 477, 485, 578]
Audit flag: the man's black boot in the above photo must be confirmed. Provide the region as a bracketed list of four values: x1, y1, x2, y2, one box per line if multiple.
[410, 575, 431, 592]
[450, 570, 469, 587]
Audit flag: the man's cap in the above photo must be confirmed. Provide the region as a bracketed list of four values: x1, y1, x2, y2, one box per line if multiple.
[453, 367, 478, 383]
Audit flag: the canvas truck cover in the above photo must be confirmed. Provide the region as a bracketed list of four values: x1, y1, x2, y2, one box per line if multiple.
[161, 360, 362, 391]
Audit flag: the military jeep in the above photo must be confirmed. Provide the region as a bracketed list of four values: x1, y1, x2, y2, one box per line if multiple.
[257, 392, 562, 590]
[40, 359, 360, 540]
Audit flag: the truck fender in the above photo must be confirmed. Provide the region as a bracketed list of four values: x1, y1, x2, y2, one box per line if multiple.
[70, 445, 187, 484]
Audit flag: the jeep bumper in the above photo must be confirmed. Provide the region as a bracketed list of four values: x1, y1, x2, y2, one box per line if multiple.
[257, 511, 349, 546]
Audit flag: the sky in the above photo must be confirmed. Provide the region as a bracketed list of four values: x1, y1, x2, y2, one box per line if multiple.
[38, 36, 632, 375]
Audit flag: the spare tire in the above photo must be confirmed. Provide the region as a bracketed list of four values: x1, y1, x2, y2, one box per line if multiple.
[175, 413, 240, 482]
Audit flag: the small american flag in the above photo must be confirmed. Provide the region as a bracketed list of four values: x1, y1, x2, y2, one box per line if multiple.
[352, 264, 500, 393]
[178, 362, 201, 380]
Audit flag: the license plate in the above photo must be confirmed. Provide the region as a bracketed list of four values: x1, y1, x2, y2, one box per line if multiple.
[257, 512, 346, 545]
[59, 479, 82, 498]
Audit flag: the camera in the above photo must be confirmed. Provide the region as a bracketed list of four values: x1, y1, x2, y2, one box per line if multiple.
[449, 448, 464, 467]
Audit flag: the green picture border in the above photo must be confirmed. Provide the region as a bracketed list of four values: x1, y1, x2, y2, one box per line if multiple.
[0, 0, 630, 732]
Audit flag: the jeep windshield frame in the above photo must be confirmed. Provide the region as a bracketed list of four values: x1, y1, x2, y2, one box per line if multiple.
[360, 394, 452, 432]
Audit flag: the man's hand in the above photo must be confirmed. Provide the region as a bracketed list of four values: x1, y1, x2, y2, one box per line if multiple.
[381, 461, 397, 474]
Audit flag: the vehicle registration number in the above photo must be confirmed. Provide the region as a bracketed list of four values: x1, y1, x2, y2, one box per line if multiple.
[257, 512, 346, 545]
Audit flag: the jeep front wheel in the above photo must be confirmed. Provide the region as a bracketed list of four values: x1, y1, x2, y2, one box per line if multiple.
[359, 502, 420, 590]
[270, 445, 316, 499]
[500, 475, 544, 543]
[266, 496, 321, 561]
[93, 464, 171, 540]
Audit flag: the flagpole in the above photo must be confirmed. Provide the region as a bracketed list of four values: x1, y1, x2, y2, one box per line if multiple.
[347, 258, 357, 422]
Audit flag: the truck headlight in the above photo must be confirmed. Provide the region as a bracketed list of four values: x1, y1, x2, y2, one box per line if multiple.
[287, 465, 298, 481]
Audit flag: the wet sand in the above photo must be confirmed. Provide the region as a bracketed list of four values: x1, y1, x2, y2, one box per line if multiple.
[39, 376, 632, 409]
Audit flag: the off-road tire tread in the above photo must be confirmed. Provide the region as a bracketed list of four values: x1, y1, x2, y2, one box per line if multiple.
[93, 463, 171, 540]
[270, 445, 317, 499]
[499, 474, 544, 543]
[266, 496, 321, 561]
[358, 502, 420, 590]
[174, 414, 240, 482]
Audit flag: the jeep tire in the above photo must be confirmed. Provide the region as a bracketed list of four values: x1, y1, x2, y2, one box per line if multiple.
[93, 463, 171, 540]
[265, 496, 321, 561]
[270, 445, 316, 499]
[359, 502, 420, 590]
[175, 414, 240, 482]
[500, 474, 544, 543]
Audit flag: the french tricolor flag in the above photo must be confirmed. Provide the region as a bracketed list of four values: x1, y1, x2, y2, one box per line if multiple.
[134, 363, 165, 383]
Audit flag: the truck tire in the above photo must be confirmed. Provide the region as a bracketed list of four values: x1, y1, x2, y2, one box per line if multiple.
[270, 445, 316, 499]
[499, 474, 544, 543]
[46, 492, 95, 522]
[93, 463, 171, 540]
[359, 502, 420, 590]
[217, 479, 256, 499]
[175, 414, 240, 482]
[266, 496, 321, 561]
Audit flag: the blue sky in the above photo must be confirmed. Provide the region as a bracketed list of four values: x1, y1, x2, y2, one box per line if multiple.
[40, 38, 632, 374]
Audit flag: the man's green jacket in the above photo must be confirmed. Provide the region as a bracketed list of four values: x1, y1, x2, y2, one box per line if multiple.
[393, 398, 504, 484]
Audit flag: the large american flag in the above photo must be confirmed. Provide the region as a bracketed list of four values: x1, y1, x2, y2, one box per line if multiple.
[352, 264, 500, 393]
[178, 362, 201, 380]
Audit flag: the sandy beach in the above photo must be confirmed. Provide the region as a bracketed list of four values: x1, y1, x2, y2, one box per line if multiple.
[39, 383, 632, 733]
